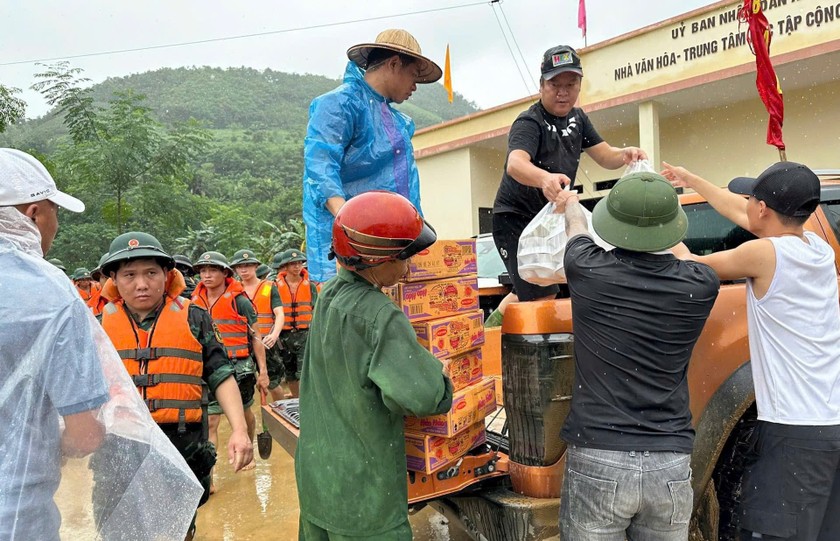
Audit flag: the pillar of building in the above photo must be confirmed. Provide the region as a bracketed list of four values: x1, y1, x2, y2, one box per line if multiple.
[638, 101, 661, 170]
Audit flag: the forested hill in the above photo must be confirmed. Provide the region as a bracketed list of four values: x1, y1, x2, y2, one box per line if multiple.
[0, 66, 478, 271]
[7, 66, 478, 146]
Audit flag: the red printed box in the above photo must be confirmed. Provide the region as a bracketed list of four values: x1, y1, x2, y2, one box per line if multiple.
[404, 239, 477, 282]
[441, 349, 484, 392]
[384, 276, 479, 322]
[413, 310, 485, 359]
[405, 421, 486, 474]
[405, 377, 497, 437]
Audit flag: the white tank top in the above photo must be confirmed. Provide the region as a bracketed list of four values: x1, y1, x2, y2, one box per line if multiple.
[746, 232, 840, 425]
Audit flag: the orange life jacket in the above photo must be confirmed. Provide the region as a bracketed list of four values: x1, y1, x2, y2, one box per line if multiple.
[276, 268, 314, 331]
[76, 283, 94, 302]
[101, 279, 204, 431]
[86, 287, 108, 317]
[245, 279, 276, 335]
[192, 278, 251, 360]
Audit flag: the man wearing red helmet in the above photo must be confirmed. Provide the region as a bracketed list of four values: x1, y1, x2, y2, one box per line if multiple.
[295, 191, 454, 540]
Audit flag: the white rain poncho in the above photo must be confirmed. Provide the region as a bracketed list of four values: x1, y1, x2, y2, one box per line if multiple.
[302, 61, 424, 283]
[0, 207, 202, 541]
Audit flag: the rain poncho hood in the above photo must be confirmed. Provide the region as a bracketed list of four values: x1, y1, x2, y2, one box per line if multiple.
[302, 61, 423, 282]
[0, 207, 202, 540]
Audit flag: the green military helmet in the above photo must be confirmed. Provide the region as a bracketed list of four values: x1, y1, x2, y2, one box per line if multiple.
[276, 249, 307, 269]
[71, 267, 93, 281]
[91, 252, 109, 280]
[194, 251, 232, 274]
[101, 232, 175, 276]
[256, 264, 272, 279]
[591, 171, 688, 252]
[173, 254, 194, 272]
[269, 251, 285, 270]
[48, 258, 67, 272]
[230, 248, 262, 267]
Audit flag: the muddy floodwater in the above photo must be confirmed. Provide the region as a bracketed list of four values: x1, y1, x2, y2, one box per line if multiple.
[196, 404, 473, 540]
[59, 402, 473, 540]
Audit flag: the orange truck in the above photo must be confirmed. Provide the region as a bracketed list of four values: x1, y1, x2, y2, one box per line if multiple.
[264, 174, 840, 541]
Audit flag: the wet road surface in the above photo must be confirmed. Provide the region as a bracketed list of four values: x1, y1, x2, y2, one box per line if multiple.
[56, 402, 474, 540]
[195, 403, 474, 540]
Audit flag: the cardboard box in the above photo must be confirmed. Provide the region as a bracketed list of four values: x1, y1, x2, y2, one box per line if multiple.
[404, 239, 477, 282]
[441, 348, 484, 392]
[489, 375, 504, 406]
[405, 421, 486, 474]
[384, 276, 479, 322]
[405, 377, 497, 437]
[413, 311, 485, 359]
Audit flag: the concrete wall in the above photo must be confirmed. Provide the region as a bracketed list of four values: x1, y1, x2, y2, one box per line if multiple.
[418, 147, 473, 239]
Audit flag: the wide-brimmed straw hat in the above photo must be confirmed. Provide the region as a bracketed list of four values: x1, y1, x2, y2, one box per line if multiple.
[347, 29, 442, 84]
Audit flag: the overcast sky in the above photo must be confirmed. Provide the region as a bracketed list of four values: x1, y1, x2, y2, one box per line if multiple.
[1, 0, 713, 119]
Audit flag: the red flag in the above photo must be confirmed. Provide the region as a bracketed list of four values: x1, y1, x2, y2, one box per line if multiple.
[578, 0, 587, 38]
[738, 0, 785, 150]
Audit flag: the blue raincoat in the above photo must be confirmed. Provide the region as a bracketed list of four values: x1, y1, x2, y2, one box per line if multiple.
[302, 61, 423, 283]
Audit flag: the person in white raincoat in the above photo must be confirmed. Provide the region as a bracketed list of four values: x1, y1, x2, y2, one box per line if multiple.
[0, 148, 202, 541]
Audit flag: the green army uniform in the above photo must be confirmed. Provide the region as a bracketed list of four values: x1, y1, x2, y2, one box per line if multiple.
[94, 301, 235, 505]
[296, 268, 454, 539]
[273, 249, 318, 384]
[206, 294, 259, 415]
[174, 255, 197, 298]
[264, 285, 285, 391]
[232, 249, 285, 391]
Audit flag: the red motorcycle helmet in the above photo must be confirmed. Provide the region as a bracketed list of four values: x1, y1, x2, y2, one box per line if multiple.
[330, 191, 437, 271]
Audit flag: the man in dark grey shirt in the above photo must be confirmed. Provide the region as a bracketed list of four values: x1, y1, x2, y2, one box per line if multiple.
[556, 172, 719, 540]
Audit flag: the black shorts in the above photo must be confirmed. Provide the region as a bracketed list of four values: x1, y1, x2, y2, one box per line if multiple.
[492, 211, 560, 302]
[740, 421, 840, 540]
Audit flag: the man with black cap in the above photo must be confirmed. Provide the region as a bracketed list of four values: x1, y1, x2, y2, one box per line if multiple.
[554, 174, 719, 540]
[487, 44, 647, 327]
[303, 29, 441, 284]
[663, 161, 840, 541]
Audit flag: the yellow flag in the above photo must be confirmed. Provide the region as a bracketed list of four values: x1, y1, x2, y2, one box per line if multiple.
[444, 44, 453, 103]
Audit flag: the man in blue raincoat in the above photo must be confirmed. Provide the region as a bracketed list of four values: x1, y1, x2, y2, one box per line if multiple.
[302, 29, 442, 283]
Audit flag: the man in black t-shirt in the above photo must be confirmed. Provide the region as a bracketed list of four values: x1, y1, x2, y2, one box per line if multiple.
[488, 45, 647, 326]
[554, 173, 719, 540]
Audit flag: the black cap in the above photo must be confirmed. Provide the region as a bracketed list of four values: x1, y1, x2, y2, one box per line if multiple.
[728, 162, 820, 217]
[541, 45, 583, 80]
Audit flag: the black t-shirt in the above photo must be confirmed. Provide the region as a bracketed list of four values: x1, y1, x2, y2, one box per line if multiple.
[493, 102, 603, 218]
[560, 235, 719, 453]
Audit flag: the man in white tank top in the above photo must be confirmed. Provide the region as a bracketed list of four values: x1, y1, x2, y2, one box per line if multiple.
[663, 161, 840, 541]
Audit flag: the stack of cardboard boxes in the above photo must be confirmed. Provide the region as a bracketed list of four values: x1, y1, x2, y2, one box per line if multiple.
[383, 239, 498, 475]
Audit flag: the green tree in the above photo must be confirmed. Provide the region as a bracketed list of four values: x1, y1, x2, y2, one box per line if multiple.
[34, 64, 211, 235]
[0, 85, 26, 133]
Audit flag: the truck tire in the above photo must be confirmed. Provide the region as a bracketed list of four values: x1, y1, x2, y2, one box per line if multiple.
[711, 405, 757, 541]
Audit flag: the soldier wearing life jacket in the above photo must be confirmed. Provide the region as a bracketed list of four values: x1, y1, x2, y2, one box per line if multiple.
[272, 249, 319, 399]
[97, 232, 253, 541]
[72, 267, 98, 302]
[174, 254, 198, 298]
[192, 251, 268, 476]
[231, 249, 286, 403]
[87, 253, 109, 317]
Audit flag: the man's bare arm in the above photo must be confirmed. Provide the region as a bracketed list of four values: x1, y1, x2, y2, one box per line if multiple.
[62, 409, 105, 458]
[661, 162, 750, 230]
[562, 194, 589, 239]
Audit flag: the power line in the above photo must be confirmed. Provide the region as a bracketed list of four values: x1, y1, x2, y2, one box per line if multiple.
[495, 1, 537, 93]
[489, 1, 533, 96]
[0, 1, 488, 67]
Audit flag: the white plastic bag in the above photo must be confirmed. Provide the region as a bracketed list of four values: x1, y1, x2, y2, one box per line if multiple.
[517, 201, 612, 285]
[622, 159, 656, 177]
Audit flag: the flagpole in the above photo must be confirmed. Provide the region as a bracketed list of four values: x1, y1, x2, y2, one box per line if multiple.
[779, 149, 787, 161]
